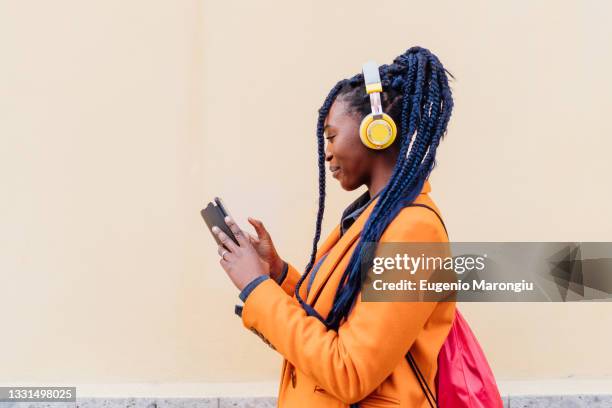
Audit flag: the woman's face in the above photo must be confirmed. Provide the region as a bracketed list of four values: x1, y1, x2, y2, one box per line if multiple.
[323, 98, 374, 191]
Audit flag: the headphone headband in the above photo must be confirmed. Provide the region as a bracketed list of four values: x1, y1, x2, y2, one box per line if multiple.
[362, 61, 383, 94]
[362, 61, 383, 118]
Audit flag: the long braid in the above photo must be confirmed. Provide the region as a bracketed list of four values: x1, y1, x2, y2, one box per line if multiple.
[303, 81, 344, 274]
[418, 54, 454, 179]
[294, 81, 346, 319]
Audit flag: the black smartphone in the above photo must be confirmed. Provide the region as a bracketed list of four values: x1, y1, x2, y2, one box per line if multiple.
[200, 197, 240, 248]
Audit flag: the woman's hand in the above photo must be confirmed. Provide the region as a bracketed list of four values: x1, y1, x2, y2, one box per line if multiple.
[246, 217, 284, 281]
[213, 216, 268, 291]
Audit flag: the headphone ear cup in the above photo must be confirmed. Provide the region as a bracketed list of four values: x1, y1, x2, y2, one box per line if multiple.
[359, 113, 376, 149]
[359, 113, 397, 150]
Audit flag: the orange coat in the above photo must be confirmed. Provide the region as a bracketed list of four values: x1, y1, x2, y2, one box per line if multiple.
[239, 180, 456, 407]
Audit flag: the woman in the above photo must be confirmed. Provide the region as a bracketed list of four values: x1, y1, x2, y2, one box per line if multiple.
[213, 46, 455, 407]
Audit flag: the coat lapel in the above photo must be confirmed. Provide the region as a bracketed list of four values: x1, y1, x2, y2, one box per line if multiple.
[304, 180, 432, 306]
[305, 196, 380, 305]
[296, 224, 340, 300]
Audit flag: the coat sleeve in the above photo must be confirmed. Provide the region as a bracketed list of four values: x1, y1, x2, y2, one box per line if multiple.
[239, 207, 449, 404]
[277, 262, 302, 297]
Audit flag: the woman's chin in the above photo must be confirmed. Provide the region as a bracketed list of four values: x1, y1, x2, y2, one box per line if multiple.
[338, 178, 359, 192]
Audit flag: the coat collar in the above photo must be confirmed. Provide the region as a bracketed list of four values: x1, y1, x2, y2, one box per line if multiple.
[340, 190, 380, 236]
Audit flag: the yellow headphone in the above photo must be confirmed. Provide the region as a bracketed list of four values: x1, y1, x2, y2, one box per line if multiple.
[359, 61, 397, 150]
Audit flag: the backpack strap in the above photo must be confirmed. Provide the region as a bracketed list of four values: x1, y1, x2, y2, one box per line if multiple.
[404, 202, 447, 408]
[407, 203, 448, 239]
[407, 351, 438, 408]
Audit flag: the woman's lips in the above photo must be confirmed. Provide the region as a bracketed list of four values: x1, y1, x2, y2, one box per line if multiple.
[330, 166, 341, 178]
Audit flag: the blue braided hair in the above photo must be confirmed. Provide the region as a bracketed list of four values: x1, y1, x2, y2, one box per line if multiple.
[296, 46, 454, 331]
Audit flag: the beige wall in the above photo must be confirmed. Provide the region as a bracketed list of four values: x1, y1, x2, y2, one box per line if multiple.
[1, 0, 611, 390]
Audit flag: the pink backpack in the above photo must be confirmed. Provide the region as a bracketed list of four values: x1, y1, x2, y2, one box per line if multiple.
[406, 308, 504, 408]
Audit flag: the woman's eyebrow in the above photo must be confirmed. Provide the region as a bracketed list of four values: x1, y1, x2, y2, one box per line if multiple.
[324, 124, 336, 138]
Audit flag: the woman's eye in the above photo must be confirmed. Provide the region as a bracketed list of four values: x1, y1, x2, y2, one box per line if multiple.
[326, 135, 336, 141]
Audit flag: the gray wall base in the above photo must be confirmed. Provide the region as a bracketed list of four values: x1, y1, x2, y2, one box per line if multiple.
[1, 395, 612, 408]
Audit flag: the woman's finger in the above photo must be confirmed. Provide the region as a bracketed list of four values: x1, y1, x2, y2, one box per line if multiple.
[225, 216, 248, 246]
[217, 245, 235, 261]
[248, 232, 260, 245]
[212, 226, 238, 252]
[246, 232, 259, 243]
[248, 217, 269, 239]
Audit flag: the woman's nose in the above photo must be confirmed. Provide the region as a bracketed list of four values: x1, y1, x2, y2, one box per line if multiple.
[325, 146, 333, 162]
